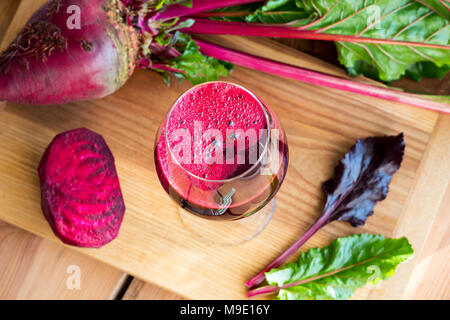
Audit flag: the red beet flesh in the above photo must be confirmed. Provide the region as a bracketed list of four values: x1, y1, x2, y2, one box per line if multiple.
[38, 128, 125, 248]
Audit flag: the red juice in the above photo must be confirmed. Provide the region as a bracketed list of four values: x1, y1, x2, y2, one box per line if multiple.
[155, 82, 288, 220]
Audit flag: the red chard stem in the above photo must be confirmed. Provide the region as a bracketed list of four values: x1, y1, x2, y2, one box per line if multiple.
[247, 285, 280, 298]
[194, 39, 450, 114]
[245, 214, 329, 289]
[149, 42, 182, 59]
[190, 11, 253, 18]
[185, 19, 450, 50]
[154, 0, 265, 20]
[150, 63, 184, 74]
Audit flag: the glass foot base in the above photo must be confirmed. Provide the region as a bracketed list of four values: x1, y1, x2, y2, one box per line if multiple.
[178, 198, 275, 246]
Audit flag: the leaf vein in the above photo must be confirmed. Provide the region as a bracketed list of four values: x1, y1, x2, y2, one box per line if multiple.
[299, 0, 345, 30]
[310, 0, 322, 17]
[392, 11, 434, 39]
[375, 44, 408, 65]
[425, 24, 450, 42]
[280, 246, 402, 291]
[315, 1, 375, 32]
[353, 43, 386, 74]
[356, 2, 416, 36]
[408, 45, 434, 62]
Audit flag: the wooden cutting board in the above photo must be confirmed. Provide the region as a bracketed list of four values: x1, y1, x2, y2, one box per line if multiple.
[1, 0, 449, 300]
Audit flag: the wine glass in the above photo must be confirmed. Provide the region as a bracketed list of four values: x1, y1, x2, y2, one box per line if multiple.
[154, 81, 288, 245]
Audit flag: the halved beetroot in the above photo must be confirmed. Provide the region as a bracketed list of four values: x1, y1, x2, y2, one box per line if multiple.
[38, 128, 125, 248]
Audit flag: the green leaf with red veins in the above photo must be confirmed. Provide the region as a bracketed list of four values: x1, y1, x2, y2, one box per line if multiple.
[264, 234, 414, 300]
[232, 0, 450, 82]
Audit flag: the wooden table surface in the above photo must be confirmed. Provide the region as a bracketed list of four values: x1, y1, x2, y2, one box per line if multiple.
[0, 0, 448, 300]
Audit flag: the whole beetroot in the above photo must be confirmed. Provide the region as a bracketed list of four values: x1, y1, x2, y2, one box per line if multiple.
[38, 128, 126, 248]
[0, 0, 138, 105]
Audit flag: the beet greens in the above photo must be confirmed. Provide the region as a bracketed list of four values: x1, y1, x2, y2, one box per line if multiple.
[0, 0, 449, 110]
[246, 133, 405, 289]
[248, 234, 414, 299]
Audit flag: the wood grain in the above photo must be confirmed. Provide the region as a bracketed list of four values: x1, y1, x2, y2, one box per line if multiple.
[0, 0, 19, 43]
[123, 278, 186, 300]
[375, 116, 450, 299]
[0, 221, 128, 299]
[409, 185, 450, 300]
[0, 0, 448, 300]
[0, 0, 43, 52]
[0, 67, 436, 299]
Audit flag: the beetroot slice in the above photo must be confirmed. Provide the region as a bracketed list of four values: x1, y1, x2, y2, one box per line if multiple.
[38, 128, 125, 248]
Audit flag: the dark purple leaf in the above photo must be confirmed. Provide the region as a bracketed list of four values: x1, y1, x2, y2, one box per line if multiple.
[322, 133, 405, 227]
[246, 133, 405, 289]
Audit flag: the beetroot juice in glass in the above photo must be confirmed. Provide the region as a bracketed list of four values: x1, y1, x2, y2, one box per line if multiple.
[154, 82, 288, 244]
